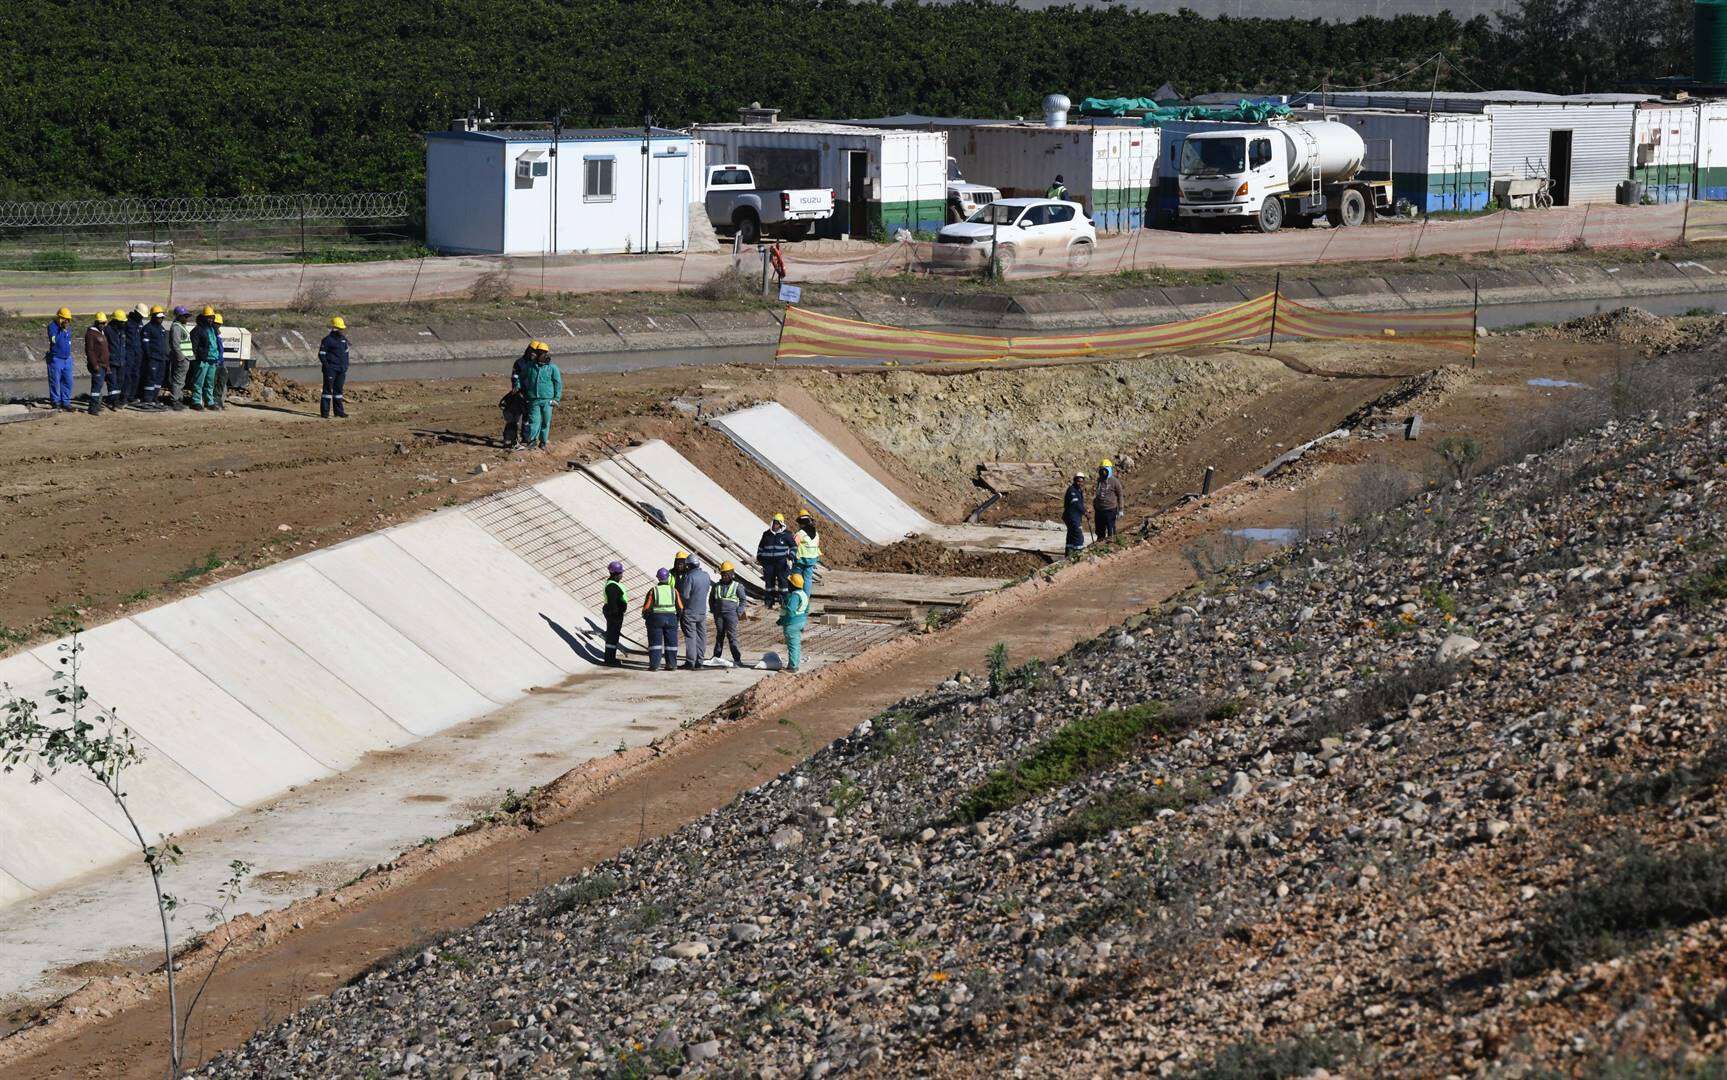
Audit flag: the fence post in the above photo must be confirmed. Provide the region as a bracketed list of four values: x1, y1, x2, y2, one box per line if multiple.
[1268, 271, 1281, 350]
[299, 202, 306, 262]
[1470, 275, 1480, 370]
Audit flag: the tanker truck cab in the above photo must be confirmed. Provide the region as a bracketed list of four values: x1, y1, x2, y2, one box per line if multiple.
[1177, 122, 1391, 233]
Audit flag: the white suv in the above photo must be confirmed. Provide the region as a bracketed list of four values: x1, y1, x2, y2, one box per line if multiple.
[934, 198, 1096, 271]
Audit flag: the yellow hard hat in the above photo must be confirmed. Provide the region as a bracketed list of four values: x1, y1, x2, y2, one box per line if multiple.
[1100, 458, 1113, 468]
[214, 313, 225, 325]
[788, 573, 805, 588]
[150, 305, 165, 316]
[330, 316, 347, 330]
[201, 306, 216, 317]
[772, 512, 785, 523]
[719, 561, 734, 573]
[55, 306, 72, 319]
[94, 311, 108, 323]
[529, 339, 549, 352]
[674, 550, 688, 560]
[797, 508, 813, 518]
[112, 308, 127, 321]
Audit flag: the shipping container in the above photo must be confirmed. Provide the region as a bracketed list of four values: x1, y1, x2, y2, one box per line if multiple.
[1632, 103, 1698, 204]
[945, 123, 1157, 231]
[1694, 101, 1727, 200]
[693, 116, 946, 240]
[1322, 110, 1493, 213]
[1314, 91, 1645, 205]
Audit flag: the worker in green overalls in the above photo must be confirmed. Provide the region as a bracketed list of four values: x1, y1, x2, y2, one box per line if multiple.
[792, 510, 822, 596]
[778, 571, 809, 673]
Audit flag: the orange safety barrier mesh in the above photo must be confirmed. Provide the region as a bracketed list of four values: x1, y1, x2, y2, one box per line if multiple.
[776, 290, 1475, 363]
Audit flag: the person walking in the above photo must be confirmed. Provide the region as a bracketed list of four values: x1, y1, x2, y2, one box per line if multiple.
[44, 307, 75, 411]
[792, 510, 823, 595]
[165, 306, 194, 410]
[102, 308, 130, 412]
[711, 561, 747, 667]
[1094, 459, 1123, 541]
[189, 308, 223, 411]
[756, 512, 794, 608]
[601, 561, 628, 666]
[778, 571, 810, 673]
[83, 312, 112, 415]
[518, 342, 563, 449]
[318, 316, 350, 418]
[123, 305, 147, 407]
[640, 567, 682, 672]
[677, 553, 712, 670]
[139, 305, 170, 408]
[1063, 471, 1087, 556]
[1046, 174, 1068, 200]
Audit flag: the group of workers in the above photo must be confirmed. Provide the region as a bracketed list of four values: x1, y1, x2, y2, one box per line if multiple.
[599, 509, 825, 674]
[1063, 459, 1125, 556]
[44, 307, 354, 420]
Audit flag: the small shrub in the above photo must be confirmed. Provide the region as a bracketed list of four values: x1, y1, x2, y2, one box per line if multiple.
[171, 551, 224, 583]
[955, 703, 1169, 822]
[1185, 1033, 1354, 1080]
[1346, 458, 1414, 523]
[1180, 531, 1253, 581]
[1674, 559, 1727, 610]
[1518, 838, 1727, 973]
[467, 266, 512, 302]
[986, 643, 1009, 696]
[1299, 661, 1456, 748]
[688, 267, 760, 302]
[1043, 779, 1204, 847]
[1607, 739, 1727, 812]
[288, 279, 335, 314]
[1432, 434, 1484, 485]
[540, 872, 621, 918]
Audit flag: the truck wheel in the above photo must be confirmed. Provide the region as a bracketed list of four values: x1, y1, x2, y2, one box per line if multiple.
[1255, 198, 1283, 233]
[994, 244, 1017, 275]
[1328, 189, 1368, 228]
[1066, 240, 1093, 271]
[734, 213, 760, 245]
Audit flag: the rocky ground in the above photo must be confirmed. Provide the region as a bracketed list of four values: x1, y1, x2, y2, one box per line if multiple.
[199, 338, 1727, 1078]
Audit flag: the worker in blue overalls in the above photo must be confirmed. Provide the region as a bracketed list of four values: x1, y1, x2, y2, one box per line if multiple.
[640, 567, 682, 672]
[318, 316, 350, 418]
[44, 307, 74, 411]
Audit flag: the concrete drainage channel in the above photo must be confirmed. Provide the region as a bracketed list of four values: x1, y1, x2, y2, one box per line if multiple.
[0, 404, 1058, 1008]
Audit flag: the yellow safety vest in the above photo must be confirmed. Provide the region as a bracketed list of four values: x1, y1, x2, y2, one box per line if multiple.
[715, 581, 742, 604]
[795, 530, 821, 561]
[649, 582, 678, 612]
[786, 590, 809, 617]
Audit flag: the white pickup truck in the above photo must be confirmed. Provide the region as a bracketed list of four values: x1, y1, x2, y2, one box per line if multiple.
[704, 164, 835, 243]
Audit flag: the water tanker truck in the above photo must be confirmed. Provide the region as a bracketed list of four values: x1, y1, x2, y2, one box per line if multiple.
[1176, 120, 1391, 233]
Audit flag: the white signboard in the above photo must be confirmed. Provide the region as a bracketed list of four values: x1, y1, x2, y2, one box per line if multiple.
[778, 283, 802, 304]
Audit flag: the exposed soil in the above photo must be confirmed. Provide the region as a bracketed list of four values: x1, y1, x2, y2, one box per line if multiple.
[849, 536, 1044, 578]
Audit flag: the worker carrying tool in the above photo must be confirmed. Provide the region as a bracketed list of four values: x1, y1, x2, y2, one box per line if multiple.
[1094, 458, 1123, 541]
[1063, 471, 1087, 556]
[756, 512, 794, 608]
[319, 316, 351, 419]
[601, 561, 628, 666]
[641, 567, 682, 671]
[711, 561, 747, 667]
[779, 571, 809, 673]
[792, 510, 823, 595]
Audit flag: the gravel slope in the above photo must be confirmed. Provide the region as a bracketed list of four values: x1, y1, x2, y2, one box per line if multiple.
[209, 361, 1727, 1078]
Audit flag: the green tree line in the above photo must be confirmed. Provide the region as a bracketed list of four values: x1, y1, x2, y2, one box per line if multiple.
[0, 0, 1687, 202]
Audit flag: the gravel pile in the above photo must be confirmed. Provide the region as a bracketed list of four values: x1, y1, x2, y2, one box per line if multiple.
[209, 382, 1727, 1078]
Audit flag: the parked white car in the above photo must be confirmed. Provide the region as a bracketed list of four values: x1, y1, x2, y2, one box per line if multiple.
[933, 198, 1096, 271]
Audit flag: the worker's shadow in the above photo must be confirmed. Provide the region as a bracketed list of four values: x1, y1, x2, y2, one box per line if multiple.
[413, 427, 510, 449]
[541, 614, 644, 668]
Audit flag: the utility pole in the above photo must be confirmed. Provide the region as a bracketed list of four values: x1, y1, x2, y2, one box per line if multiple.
[550, 111, 563, 257]
[1268, 270, 1281, 349]
[641, 113, 653, 254]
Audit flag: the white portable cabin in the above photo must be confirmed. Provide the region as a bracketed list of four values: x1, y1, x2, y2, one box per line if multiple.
[1633, 102, 1699, 204]
[1315, 91, 1647, 205]
[1314, 109, 1493, 213]
[1699, 101, 1727, 201]
[695, 110, 947, 239]
[425, 126, 700, 255]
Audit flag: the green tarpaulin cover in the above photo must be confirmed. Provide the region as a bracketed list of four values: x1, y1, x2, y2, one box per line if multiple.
[1077, 98, 1293, 124]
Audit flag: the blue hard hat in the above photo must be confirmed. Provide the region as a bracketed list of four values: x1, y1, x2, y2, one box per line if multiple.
[608, 561, 624, 575]
[656, 568, 669, 582]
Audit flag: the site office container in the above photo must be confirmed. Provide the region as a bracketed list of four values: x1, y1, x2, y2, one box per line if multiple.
[1318, 92, 1643, 205]
[1633, 103, 1699, 204]
[1321, 109, 1492, 213]
[948, 123, 1157, 231]
[693, 121, 947, 240]
[1698, 101, 1727, 199]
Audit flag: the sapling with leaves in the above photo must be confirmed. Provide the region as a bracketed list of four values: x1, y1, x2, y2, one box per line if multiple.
[0, 635, 251, 1079]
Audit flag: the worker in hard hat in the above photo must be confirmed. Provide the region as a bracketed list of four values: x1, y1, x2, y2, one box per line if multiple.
[1063, 471, 1087, 557]
[189, 307, 222, 411]
[677, 552, 713, 671]
[640, 567, 682, 672]
[755, 512, 794, 608]
[83, 312, 112, 415]
[138, 305, 170, 409]
[710, 561, 747, 667]
[500, 341, 545, 449]
[45, 307, 75, 411]
[208, 312, 229, 409]
[103, 309, 130, 412]
[671, 550, 688, 591]
[601, 560, 628, 666]
[166, 306, 194, 410]
[792, 510, 823, 596]
[1094, 458, 1124, 541]
[318, 316, 350, 418]
[518, 339, 563, 449]
[778, 571, 810, 673]
[122, 305, 148, 408]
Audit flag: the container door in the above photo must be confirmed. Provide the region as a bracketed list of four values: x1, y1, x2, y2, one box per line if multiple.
[1548, 130, 1573, 207]
[847, 151, 870, 238]
[1704, 110, 1727, 200]
[652, 152, 688, 252]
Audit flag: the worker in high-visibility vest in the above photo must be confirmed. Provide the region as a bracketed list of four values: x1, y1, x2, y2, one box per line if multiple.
[601, 560, 628, 666]
[640, 567, 682, 672]
[792, 510, 822, 596]
[778, 571, 809, 673]
[711, 561, 748, 667]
